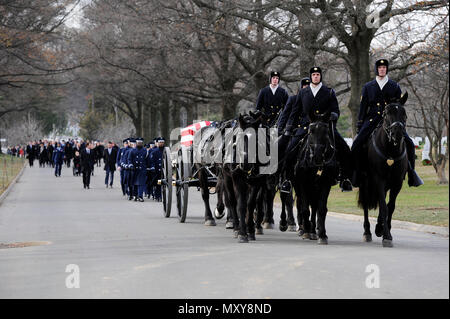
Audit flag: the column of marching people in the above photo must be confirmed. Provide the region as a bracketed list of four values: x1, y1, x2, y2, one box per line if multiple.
[20, 137, 164, 202]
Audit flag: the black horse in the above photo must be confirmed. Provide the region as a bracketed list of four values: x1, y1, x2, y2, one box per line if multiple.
[293, 112, 339, 244]
[220, 111, 269, 243]
[358, 92, 409, 248]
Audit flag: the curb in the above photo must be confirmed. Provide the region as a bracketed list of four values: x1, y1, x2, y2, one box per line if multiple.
[0, 162, 26, 206]
[273, 203, 449, 238]
[327, 212, 449, 238]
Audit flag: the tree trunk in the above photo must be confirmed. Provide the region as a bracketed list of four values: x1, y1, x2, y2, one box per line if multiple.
[347, 36, 372, 137]
[171, 100, 180, 129]
[150, 105, 157, 139]
[159, 102, 169, 141]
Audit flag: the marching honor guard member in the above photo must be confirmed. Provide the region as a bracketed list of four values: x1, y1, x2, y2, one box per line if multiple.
[117, 138, 130, 196]
[256, 71, 289, 126]
[149, 137, 165, 202]
[128, 137, 150, 202]
[351, 59, 423, 187]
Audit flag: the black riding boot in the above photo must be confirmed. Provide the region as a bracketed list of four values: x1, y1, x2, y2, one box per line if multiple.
[405, 139, 423, 187]
[408, 162, 423, 187]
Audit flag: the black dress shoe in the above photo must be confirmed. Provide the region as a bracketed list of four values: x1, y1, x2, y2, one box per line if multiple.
[138, 197, 144, 202]
[128, 196, 133, 201]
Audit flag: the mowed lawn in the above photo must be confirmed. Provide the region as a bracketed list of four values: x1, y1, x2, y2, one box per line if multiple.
[277, 149, 449, 227]
[0, 154, 25, 196]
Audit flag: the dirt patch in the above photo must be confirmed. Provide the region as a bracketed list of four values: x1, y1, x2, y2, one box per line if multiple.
[0, 241, 51, 249]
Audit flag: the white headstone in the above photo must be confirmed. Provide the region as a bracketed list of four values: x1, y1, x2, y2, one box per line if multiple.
[413, 136, 422, 147]
[422, 137, 431, 161]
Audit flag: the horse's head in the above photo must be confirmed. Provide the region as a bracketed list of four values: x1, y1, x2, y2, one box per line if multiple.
[305, 111, 335, 167]
[383, 92, 408, 146]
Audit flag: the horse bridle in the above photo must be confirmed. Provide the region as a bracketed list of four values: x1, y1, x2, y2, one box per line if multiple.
[304, 120, 336, 167]
[382, 105, 406, 144]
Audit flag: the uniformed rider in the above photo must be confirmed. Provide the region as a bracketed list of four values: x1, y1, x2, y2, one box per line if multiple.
[281, 67, 353, 192]
[256, 71, 289, 127]
[351, 59, 423, 187]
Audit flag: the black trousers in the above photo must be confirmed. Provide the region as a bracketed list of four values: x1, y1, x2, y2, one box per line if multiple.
[83, 168, 92, 186]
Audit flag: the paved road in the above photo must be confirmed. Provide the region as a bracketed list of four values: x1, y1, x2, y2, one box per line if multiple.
[0, 164, 448, 298]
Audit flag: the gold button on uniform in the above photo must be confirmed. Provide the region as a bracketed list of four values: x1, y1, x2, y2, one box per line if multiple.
[370, 119, 373, 122]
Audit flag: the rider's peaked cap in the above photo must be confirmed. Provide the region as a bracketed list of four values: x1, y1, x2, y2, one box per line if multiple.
[300, 77, 311, 87]
[309, 66, 323, 82]
[269, 71, 281, 82]
[375, 59, 389, 76]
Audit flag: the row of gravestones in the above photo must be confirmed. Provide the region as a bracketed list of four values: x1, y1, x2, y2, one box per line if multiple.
[343, 137, 447, 162]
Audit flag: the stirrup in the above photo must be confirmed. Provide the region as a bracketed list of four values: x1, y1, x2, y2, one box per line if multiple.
[280, 180, 292, 194]
[340, 179, 353, 192]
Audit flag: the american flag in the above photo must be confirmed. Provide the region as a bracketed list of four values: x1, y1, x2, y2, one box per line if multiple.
[180, 121, 212, 147]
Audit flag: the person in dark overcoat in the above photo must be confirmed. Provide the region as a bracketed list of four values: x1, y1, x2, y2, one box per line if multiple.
[103, 141, 118, 188]
[26, 142, 35, 167]
[52, 142, 64, 177]
[80, 142, 95, 189]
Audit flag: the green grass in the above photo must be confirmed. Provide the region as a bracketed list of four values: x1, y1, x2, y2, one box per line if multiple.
[0, 154, 25, 195]
[276, 149, 449, 227]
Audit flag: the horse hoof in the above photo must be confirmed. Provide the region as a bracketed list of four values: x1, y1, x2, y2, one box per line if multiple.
[309, 233, 318, 240]
[256, 228, 264, 235]
[214, 207, 225, 219]
[302, 233, 310, 240]
[318, 238, 328, 245]
[375, 224, 383, 237]
[363, 234, 372, 242]
[279, 224, 288, 232]
[204, 219, 216, 226]
[238, 235, 249, 243]
[382, 239, 393, 248]
[287, 225, 297, 232]
[248, 233, 256, 241]
[226, 221, 234, 229]
[233, 231, 239, 238]
[263, 222, 274, 229]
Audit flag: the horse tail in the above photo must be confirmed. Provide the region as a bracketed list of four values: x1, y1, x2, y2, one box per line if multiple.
[357, 176, 379, 210]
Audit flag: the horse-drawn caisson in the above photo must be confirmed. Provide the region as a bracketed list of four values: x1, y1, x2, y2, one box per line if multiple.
[159, 121, 226, 224]
[159, 61, 423, 248]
